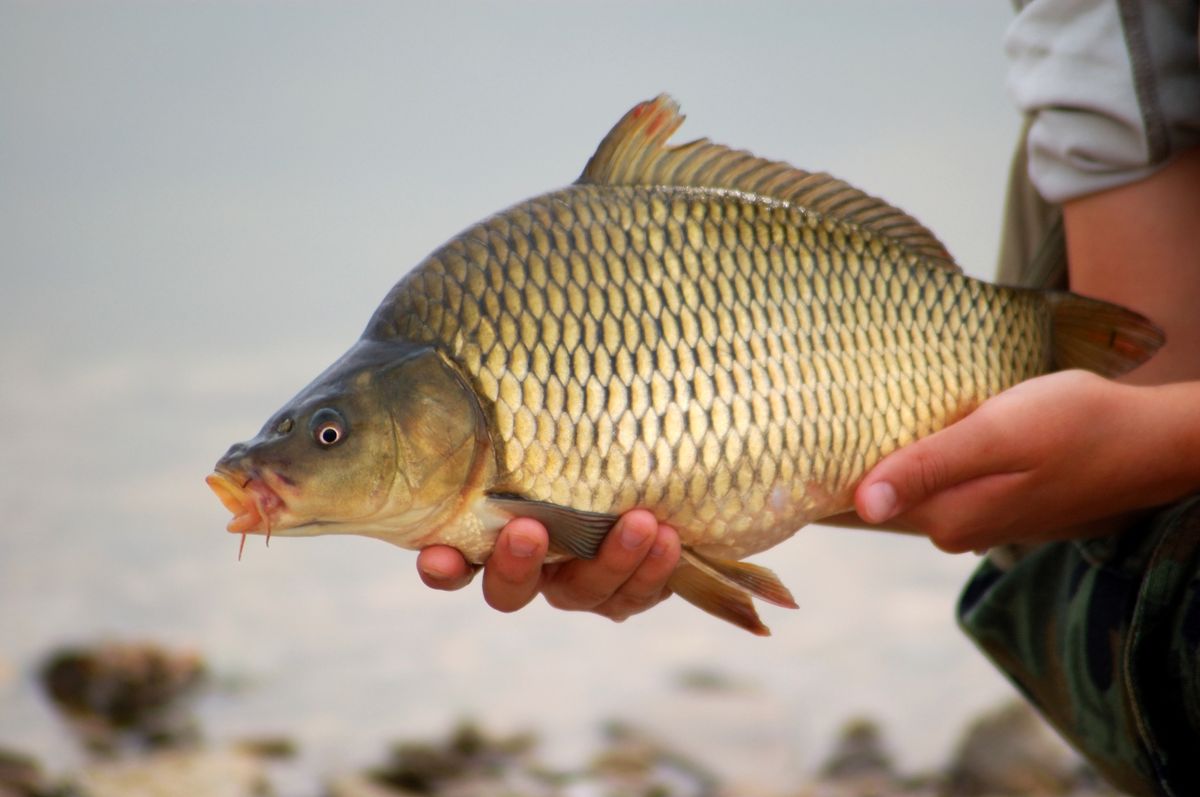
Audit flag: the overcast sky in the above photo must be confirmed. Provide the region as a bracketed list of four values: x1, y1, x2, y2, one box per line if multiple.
[2, 1, 1019, 364]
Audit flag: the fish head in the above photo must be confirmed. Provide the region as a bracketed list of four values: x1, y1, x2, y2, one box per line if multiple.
[207, 339, 489, 549]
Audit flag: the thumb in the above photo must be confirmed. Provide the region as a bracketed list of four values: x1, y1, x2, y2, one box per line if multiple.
[855, 412, 999, 524]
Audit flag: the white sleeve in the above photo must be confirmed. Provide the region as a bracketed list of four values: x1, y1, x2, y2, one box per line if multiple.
[1006, 0, 1200, 203]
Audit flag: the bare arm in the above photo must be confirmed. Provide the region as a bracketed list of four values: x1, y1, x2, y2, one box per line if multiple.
[1064, 147, 1200, 385]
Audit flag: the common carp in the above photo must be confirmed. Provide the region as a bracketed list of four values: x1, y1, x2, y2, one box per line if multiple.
[207, 95, 1162, 634]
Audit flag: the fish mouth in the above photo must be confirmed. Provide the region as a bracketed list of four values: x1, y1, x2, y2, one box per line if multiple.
[205, 468, 287, 540]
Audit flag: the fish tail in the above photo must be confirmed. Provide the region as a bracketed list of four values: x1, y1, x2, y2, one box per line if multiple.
[1047, 292, 1165, 378]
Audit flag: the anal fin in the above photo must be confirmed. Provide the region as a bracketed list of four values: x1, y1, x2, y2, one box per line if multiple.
[669, 558, 770, 636]
[667, 548, 799, 636]
[681, 548, 798, 609]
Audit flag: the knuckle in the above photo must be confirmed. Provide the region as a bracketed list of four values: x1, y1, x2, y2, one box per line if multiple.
[911, 449, 950, 500]
[605, 594, 656, 620]
[545, 581, 608, 611]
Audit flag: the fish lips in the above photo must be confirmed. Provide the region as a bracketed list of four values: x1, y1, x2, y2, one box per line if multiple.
[205, 468, 287, 535]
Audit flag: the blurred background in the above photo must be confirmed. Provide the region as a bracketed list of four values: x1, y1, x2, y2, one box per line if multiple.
[1, 1, 1028, 792]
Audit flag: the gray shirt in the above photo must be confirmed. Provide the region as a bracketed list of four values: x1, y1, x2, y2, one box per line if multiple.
[1007, 0, 1200, 202]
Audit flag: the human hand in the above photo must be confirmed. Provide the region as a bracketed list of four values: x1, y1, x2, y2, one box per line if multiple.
[853, 370, 1199, 552]
[417, 509, 681, 621]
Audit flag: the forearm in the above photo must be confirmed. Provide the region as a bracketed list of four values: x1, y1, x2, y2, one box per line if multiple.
[1131, 380, 1200, 506]
[1063, 147, 1200, 385]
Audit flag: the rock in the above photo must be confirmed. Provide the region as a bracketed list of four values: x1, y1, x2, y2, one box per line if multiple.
[326, 773, 405, 797]
[584, 721, 718, 797]
[231, 736, 297, 760]
[943, 700, 1076, 796]
[68, 748, 268, 797]
[0, 747, 56, 797]
[810, 717, 916, 797]
[39, 641, 206, 754]
[818, 716, 895, 780]
[673, 668, 750, 694]
[366, 722, 538, 796]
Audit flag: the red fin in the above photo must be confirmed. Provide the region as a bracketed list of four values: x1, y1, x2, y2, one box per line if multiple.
[682, 549, 798, 609]
[669, 559, 771, 636]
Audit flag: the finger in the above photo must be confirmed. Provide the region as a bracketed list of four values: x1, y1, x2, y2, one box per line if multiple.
[417, 545, 479, 591]
[855, 408, 1009, 525]
[898, 471, 1029, 553]
[590, 523, 681, 622]
[541, 509, 660, 612]
[481, 518, 549, 613]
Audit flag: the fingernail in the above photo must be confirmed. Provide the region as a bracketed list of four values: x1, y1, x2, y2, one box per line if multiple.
[421, 562, 451, 579]
[507, 530, 538, 558]
[649, 539, 669, 558]
[862, 481, 898, 523]
[620, 522, 650, 551]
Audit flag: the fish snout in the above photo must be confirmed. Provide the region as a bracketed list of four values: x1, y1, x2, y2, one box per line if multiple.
[206, 457, 285, 535]
[217, 441, 251, 468]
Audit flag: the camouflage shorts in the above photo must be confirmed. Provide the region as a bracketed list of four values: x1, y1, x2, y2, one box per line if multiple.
[958, 494, 1200, 796]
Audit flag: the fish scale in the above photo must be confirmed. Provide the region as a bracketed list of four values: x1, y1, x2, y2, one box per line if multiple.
[208, 95, 1162, 634]
[368, 183, 1048, 558]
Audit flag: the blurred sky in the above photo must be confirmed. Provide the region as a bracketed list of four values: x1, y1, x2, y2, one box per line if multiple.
[2, 1, 1019, 362]
[0, 1, 1032, 790]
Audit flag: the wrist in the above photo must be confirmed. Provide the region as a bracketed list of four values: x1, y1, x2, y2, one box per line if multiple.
[1125, 381, 1200, 507]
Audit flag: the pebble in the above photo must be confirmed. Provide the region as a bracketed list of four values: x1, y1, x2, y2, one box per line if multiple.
[69, 749, 267, 797]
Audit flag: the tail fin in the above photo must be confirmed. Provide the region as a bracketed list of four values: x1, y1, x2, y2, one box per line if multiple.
[1048, 293, 1165, 378]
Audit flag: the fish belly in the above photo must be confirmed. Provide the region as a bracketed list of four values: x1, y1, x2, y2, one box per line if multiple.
[370, 185, 1050, 559]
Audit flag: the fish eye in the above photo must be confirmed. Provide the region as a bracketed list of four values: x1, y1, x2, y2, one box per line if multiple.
[310, 408, 347, 448]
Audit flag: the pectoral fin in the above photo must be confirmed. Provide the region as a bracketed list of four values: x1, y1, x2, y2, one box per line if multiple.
[484, 494, 618, 559]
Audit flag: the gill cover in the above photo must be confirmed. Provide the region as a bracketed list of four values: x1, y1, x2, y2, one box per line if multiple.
[378, 344, 493, 527]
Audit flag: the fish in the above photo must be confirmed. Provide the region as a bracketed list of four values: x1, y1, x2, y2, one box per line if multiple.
[207, 95, 1163, 635]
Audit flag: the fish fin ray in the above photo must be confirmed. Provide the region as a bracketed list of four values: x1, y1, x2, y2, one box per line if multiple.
[1046, 292, 1165, 377]
[484, 494, 617, 559]
[668, 554, 771, 636]
[680, 548, 798, 609]
[578, 94, 957, 269]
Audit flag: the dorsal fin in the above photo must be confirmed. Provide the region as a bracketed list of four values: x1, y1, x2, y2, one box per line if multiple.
[579, 94, 957, 270]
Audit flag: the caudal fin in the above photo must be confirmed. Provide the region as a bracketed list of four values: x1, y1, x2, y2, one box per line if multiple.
[1048, 293, 1165, 378]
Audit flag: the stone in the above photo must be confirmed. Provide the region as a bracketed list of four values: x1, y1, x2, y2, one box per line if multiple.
[943, 700, 1076, 796]
[39, 641, 206, 754]
[69, 748, 268, 797]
